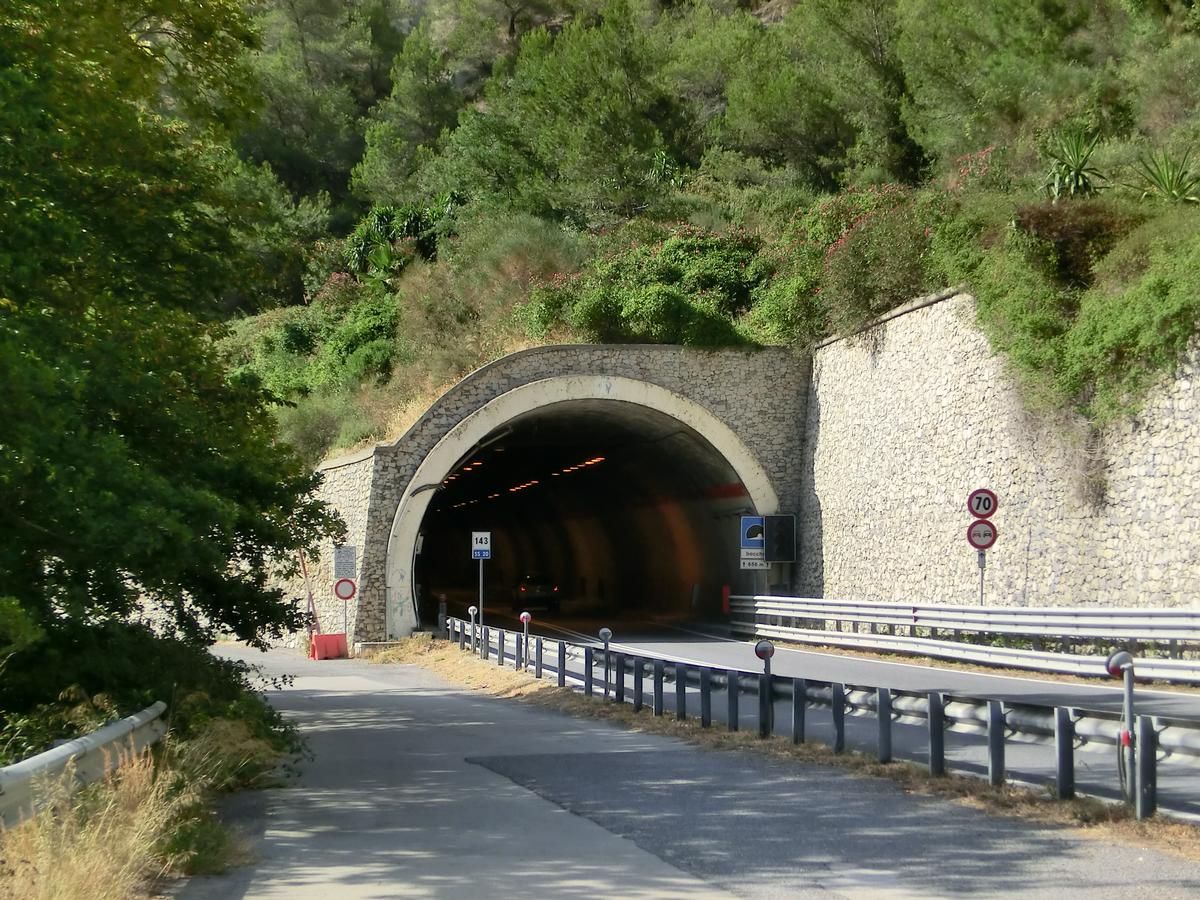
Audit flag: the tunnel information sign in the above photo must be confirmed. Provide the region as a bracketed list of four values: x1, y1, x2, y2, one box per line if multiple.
[333, 544, 357, 579]
[471, 531, 491, 559]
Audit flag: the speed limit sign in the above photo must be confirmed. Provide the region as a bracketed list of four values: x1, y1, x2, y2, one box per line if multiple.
[967, 488, 998, 519]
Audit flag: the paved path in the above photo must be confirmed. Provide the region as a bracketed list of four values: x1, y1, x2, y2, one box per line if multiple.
[179, 646, 1200, 899]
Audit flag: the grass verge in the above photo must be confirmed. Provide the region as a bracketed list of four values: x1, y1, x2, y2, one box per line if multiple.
[368, 633, 1200, 861]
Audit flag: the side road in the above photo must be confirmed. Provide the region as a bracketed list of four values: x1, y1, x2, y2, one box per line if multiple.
[179, 645, 1200, 899]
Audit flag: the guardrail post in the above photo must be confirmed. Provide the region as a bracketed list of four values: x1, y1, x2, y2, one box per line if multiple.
[877, 687, 892, 763]
[727, 670, 739, 732]
[458, 620, 466, 650]
[514, 632, 522, 670]
[557, 641, 566, 687]
[700, 668, 712, 727]
[633, 658, 644, 711]
[758, 674, 774, 738]
[1136, 715, 1157, 820]
[928, 692, 945, 776]
[584, 647, 594, 696]
[676, 664, 688, 720]
[987, 700, 1006, 786]
[614, 653, 625, 703]
[497, 630, 507, 667]
[832, 683, 845, 753]
[482, 627, 490, 661]
[535, 638, 544, 679]
[653, 660, 665, 716]
[1054, 707, 1075, 799]
[792, 678, 806, 744]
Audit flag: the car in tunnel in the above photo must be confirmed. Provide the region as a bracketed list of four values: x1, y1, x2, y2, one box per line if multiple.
[511, 573, 560, 613]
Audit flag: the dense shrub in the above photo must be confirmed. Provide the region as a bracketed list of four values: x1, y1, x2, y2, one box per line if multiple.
[1062, 227, 1200, 420]
[820, 194, 938, 335]
[1013, 199, 1145, 287]
[522, 224, 764, 345]
[0, 622, 299, 765]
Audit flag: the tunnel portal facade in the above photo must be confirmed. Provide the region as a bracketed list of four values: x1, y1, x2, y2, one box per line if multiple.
[310, 345, 808, 642]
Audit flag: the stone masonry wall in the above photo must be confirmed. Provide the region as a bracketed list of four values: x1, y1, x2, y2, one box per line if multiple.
[799, 291, 1200, 608]
[317, 344, 809, 641]
[271, 447, 377, 646]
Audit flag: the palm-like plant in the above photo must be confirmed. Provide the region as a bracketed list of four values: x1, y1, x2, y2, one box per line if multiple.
[1043, 130, 1104, 202]
[1135, 148, 1200, 204]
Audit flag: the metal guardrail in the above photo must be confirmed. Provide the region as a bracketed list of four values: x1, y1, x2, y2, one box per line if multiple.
[730, 596, 1200, 684]
[445, 617, 1200, 818]
[0, 701, 168, 827]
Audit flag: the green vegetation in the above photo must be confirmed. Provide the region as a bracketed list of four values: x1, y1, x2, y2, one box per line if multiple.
[5, 0, 1200, 787]
[0, 622, 303, 896]
[1, 0, 344, 660]
[195, 0, 1200, 461]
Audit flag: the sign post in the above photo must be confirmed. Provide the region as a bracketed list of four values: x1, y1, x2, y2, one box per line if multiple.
[332, 544, 357, 637]
[471, 531, 491, 636]
[966, 491, 998, 606]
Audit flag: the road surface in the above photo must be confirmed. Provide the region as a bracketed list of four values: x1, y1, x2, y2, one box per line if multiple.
[177, 645, 1200, 899]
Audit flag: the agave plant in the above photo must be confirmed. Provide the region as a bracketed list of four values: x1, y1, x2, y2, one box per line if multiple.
[1043, 130, 1104, 202]
[1135, 148, 1200, 204]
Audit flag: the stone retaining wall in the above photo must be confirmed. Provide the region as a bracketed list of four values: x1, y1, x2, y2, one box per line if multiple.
[798, 291, 1200, 608]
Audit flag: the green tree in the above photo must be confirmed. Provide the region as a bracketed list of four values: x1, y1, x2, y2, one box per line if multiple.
[0, 0, 343, 646]
[420, 0, 683, 225]
[353, 25, 464, 204]
[895, 0, 1103, 159]
[721, 28, 852, 189]
[236, 0, 406, 218]
[779, 0, 927, 184]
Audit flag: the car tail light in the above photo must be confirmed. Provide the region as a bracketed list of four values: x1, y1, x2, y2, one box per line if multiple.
[553, 585, 559, 592]
[520, 585, 526, 592]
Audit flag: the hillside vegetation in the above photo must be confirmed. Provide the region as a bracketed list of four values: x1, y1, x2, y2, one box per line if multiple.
[218, 0, 1200, 462]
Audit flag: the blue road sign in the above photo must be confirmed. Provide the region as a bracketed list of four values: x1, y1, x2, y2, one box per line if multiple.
[740, 515, 765, 550]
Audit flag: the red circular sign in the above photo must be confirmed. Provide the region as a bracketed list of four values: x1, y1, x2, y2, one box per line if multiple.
[519, 611, 532, 624]
[333, 578, 357, 601]
[967, 488, 998, 519]
[967, 520, 998, 550]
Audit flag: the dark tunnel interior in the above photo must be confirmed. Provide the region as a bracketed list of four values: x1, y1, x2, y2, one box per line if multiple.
[414, 400, 765, 625]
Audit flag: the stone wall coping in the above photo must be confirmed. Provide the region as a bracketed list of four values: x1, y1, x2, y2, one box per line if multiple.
[317, 443, 377, 473]
[812, 286, 968, 350]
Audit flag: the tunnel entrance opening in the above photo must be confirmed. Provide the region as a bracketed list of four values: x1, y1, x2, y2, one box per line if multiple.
[414, 400, 755, 630]
[385, 374, 781, 637]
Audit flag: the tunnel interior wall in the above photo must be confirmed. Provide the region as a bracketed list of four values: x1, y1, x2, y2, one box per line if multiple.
[799, 290, 1200, 608]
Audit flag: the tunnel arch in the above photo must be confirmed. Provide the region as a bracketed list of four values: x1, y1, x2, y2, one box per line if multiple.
[384, 374, 780, 636]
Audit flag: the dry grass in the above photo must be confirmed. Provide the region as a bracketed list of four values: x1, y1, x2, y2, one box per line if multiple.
[0, 750, 192, 900]
[0, 718, 278, 900]
[368, 634, 1200, 861]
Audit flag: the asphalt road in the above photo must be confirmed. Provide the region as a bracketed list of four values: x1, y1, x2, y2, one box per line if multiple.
[177, 645, 1200, 899]
[464, 621, 1200, 818]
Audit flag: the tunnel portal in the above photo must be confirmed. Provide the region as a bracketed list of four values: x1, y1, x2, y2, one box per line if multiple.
[313, 347, 807, 643]
[415, 399, 754, 625]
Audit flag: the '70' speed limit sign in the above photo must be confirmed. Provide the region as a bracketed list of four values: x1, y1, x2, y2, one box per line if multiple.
[967, 488, 997, 519]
